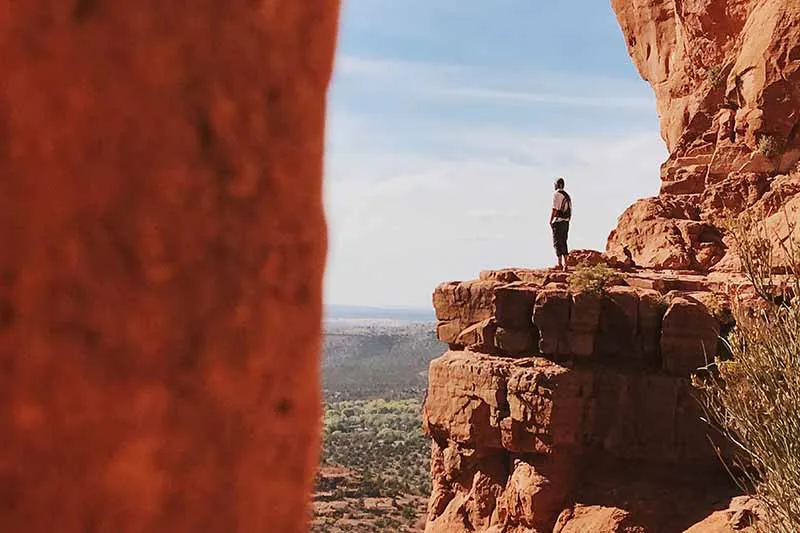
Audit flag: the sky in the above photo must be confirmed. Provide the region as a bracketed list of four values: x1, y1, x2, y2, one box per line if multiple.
[324, 0, 668, 308]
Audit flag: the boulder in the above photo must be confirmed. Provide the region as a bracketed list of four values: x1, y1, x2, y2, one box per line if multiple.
[495, 455, 577, 533]
[567, 249, 612, 268]
[424, 350, 730, 532]
[553, 505, 639, 533]
[0, 2, 340, 532]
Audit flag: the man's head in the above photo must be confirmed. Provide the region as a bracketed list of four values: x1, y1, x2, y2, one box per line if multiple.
[554, 177, 565, 190]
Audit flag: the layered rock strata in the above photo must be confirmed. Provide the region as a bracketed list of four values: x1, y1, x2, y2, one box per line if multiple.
[606, 0, 800, 271]
[424, 267, 752, 532]
[422, 1, 800, 530]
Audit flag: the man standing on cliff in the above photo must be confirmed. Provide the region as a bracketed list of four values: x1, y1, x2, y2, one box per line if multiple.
[550, 177, 572, 271]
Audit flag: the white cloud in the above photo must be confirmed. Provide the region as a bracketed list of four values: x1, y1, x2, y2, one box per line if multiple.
[431, 87, 654, 109]
[333, 54, 656, 111]
[335, 55, 465, 79]
[324, 124, 667, 307]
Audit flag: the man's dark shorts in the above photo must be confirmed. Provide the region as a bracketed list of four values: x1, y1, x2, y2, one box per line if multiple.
[551, 221, 569, 257]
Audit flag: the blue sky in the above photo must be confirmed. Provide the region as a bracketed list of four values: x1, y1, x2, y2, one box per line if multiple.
[324, 0, 667, 308]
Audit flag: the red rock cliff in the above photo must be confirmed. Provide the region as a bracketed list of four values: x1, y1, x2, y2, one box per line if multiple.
[424, 268, 759, 532]
[606, 0, 800, 272]
[421, 1, 800, 530]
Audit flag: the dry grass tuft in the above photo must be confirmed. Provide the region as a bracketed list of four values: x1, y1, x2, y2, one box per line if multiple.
[694, 212, 800, 532]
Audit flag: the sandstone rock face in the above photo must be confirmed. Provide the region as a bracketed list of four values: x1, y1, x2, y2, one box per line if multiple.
[424, 3, 800, 530]
[0, 2, 339, 533]
[435, 280, 502, 345]
[554, 496, 762, 533]
[683, 496, 763, 533]
[553, 505, 641, 533]
[661, 297, 721, 376]
[424, 268, 747, 533]
[607, 0, 800, 271]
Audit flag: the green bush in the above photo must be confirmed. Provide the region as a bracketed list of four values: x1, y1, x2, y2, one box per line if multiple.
[756, 134, 782, 158]
[567, 263, 622, 295]
[318, 397, 431, 499]
[706, 65, 724, 86]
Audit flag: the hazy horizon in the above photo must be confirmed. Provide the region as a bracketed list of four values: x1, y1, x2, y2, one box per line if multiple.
[324, 1, 667, 308]
[325, 303, 435, 321]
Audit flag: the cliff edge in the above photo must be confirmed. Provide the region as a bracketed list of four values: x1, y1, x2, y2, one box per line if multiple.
[423, 267, 761, 532]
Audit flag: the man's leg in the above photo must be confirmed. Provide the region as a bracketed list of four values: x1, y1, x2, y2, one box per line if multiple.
[553, 222, 568, 270]
[551, 222, 561, 269]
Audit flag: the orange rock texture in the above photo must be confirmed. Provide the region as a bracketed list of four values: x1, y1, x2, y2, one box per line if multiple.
[422, 2, 800, 530]
[0, 2, 339, 532]
[606, 0, 800, 272]
[424, 267, 758, 532]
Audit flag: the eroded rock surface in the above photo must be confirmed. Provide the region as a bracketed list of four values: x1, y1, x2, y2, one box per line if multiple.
[422, 1, 800, 531]
[424, 267, 753, 533]
[607, 0, 800, 271]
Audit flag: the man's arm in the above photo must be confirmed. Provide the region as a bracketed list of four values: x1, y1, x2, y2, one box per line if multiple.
[550, 208, 557, 225]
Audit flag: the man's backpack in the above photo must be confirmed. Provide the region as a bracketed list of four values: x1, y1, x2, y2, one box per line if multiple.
[556, 190, 572, 219]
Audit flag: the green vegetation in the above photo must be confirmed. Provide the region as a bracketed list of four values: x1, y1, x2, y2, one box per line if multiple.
[312, 321, 439, 531]
[320, 398, 431, 498]
[756, 134, 782, 158]
[312, 494, 424, 533]
[567, 262, 622, 295]
[706, 65, 724, 86]
[694, 212, 800, 532]
[323, 322, 443, 401]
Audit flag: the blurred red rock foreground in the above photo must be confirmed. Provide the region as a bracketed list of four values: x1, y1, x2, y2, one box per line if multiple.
[0, 2, 339, 532]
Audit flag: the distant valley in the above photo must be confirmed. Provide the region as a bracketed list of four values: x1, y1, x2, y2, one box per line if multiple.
[313, 305, 442, 532]
[322, 305, 441, 401]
